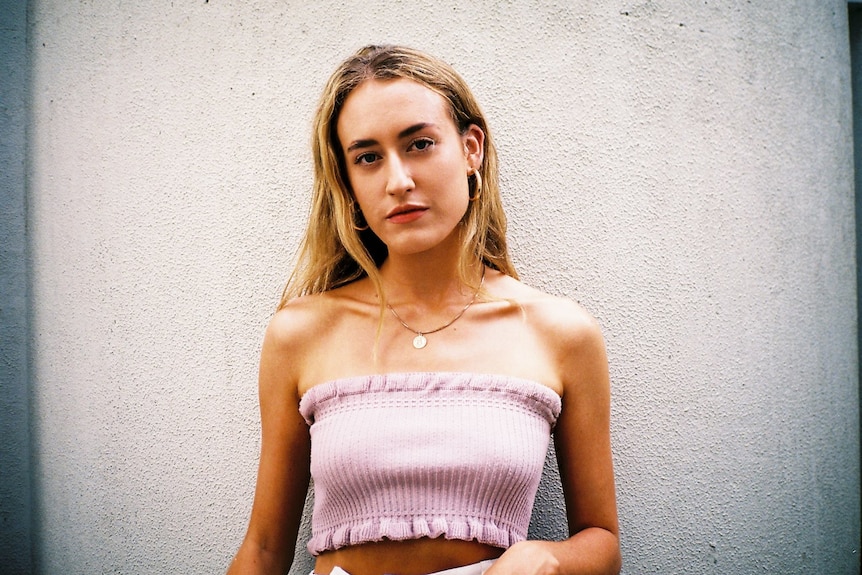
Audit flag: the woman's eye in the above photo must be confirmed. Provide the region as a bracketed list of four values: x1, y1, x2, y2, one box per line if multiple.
[355, 153, 379, 165]
[410, 138, 434, 152]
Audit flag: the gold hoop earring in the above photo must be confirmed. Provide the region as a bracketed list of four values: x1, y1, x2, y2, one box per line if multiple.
[469, 169, 482, 201]
[351, 202, 369, 231]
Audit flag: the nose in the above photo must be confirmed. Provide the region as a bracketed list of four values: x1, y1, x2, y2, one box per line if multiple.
[385, 157, 414, 196]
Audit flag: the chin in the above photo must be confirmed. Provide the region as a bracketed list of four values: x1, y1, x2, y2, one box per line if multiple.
[380, 234, 441, 255]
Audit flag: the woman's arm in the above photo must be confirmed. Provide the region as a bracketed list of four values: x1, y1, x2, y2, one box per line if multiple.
[488, 301, 621, 575]
[227, 309, 313, 575]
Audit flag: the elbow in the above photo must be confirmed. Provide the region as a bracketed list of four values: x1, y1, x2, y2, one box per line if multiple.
[609, 546, 622, 575]
[606, 530, 622, 575]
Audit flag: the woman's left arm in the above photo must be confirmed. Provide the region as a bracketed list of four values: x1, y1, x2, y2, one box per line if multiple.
[488, 304, 621, 575]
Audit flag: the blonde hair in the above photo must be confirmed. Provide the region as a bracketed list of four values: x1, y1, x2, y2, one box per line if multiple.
[279, 45, 517, 309]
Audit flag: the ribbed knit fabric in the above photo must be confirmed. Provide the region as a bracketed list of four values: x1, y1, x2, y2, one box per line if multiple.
[298, 372, 562, 556]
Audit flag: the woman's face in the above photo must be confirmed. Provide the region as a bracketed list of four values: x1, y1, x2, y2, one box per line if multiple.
[336, 78, 484, 257]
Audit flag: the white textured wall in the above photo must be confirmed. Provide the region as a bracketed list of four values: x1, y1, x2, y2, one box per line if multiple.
[22, 1, 860, 574]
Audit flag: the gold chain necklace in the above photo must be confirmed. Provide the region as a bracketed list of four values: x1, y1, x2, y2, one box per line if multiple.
[386, 269, 485, 349]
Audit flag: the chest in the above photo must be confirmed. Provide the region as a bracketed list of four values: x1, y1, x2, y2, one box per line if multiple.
[300, 302, 561, 394]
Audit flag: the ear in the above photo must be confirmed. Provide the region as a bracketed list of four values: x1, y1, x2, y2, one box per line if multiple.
[462, 124, 485, 171]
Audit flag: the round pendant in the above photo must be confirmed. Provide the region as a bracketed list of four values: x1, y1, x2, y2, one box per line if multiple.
[412, 334, 427, 349]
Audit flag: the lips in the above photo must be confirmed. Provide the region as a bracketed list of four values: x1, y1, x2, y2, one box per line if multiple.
[386, 204, 428, 224]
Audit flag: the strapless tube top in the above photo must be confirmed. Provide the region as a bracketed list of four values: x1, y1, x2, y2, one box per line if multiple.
[298, 372, 562, 555]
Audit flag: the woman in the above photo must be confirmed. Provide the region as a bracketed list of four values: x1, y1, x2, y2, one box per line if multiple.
[228, 45, 620, 575]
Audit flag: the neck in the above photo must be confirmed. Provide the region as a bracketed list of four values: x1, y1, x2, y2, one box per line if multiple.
[380, 251, 483, 307]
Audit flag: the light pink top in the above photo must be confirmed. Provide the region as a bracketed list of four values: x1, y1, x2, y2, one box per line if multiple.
[298, 372, 562, 556]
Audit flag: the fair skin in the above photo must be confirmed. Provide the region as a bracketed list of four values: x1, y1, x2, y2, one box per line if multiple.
[228, 78, 620, 575]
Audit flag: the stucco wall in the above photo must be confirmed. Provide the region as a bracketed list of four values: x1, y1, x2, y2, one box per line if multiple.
[16, 1, 860, 573]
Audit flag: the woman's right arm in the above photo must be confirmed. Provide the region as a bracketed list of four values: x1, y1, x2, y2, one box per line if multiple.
[227, 309, 313, 574]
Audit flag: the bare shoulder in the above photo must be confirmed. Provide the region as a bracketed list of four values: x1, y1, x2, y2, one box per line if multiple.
[268, 279, 369, 341]
[268, 292, 333, 342]
[490, 273, 604, 346]
[261, 297, 318, 374]
[488, 272, 607, 395]
[260, 292, 339, 392]
[265, 280, 375, 394]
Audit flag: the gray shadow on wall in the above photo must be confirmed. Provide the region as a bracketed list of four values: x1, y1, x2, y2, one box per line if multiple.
[850, 2, 862, 481]
[0, 0, 34, 573]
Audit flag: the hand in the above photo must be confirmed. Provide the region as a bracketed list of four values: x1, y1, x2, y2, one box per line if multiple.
[483, 541, 561, 575]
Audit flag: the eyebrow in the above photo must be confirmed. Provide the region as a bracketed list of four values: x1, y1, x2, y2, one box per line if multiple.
[346, 122, 436, 152]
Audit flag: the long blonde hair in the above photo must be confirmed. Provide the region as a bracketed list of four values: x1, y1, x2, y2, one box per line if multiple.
[279, 45, 517, 309]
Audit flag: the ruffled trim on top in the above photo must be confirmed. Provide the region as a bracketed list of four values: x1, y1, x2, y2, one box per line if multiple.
[298, 371, 562, 427]
[307, 513, 524, 556]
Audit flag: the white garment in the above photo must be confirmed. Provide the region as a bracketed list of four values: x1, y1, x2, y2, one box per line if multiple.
[313, 558, 496, 575]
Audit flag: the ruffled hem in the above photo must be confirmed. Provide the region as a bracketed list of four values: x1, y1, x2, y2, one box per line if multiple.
[306, 515, 524, 556]
[299, 371, 561, 427]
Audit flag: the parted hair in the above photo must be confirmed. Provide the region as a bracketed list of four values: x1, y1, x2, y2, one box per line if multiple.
[279, 44, 517, 309]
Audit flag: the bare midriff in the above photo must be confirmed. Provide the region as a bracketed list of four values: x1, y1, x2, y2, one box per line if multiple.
[313, 538, 505, 575]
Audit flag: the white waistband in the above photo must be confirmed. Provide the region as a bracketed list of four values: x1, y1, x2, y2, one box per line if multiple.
[315, 558, 496, 575]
